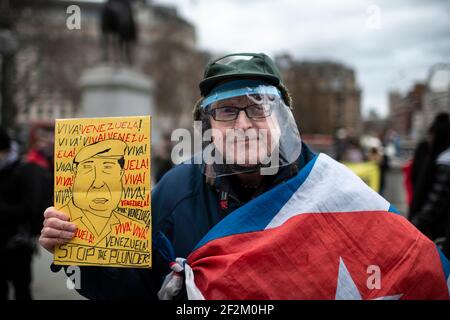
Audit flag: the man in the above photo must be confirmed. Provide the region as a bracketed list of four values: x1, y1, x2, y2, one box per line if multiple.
[40, 53, 450, 300]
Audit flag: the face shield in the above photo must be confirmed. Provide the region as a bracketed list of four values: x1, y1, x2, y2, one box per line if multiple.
[194, 80, 302, 178]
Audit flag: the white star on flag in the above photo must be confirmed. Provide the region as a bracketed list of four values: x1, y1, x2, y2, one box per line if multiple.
[335, 257, 403, 300]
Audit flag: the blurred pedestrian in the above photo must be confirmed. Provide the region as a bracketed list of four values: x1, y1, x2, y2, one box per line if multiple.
[153, 133, 173, 184]
[368, 146, 390, 196]
[0, 128, 35, 300]
[402, 159, 414, 208]
[334, 128, 348, 161]
[24, 125, 54, 235]
[342, 138, 365, 163]
[411, 113, 450, 258]
[408, 127, 433, 220]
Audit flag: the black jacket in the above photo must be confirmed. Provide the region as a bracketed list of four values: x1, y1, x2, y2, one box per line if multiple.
[0, 159, 52, 253]
[412, 147, 450, 258]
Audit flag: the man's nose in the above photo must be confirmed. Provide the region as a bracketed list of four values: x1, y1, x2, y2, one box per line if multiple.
[234, 109, 252, 130]
[92, 168, 105, 189]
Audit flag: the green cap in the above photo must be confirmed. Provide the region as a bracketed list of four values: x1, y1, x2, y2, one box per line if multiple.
[199, 53, 283, 96]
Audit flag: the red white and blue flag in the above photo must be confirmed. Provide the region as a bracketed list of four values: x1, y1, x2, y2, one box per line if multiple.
[159, 154, 450, 300]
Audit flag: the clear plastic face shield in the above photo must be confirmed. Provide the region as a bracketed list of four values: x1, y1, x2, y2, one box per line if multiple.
[195, 80, 302, 178]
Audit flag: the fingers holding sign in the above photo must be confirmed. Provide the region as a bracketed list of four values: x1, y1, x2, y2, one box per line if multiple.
[39, 207, 76, 253]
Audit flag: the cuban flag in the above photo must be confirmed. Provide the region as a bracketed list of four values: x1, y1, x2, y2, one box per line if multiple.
[158, 154, 450, 300]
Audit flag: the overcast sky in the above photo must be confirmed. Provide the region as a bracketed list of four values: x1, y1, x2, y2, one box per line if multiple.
[149, 0, 450, 117]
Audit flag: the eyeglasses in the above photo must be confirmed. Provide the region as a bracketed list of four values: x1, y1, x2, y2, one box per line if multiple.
[207, 104, 273, 122]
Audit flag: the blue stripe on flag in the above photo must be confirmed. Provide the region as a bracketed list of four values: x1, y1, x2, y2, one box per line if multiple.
[388, 204, 401, 215]
[193, 154, 319, 251]
[437, 246, 450, 280]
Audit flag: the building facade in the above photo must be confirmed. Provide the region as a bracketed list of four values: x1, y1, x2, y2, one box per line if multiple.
[389, 64, 450, 142]
[276, 54, 362, 136]
[388, 83, 425, 140]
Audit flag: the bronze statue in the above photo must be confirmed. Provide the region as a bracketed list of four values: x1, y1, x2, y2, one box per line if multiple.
[100, 0, 138, 65]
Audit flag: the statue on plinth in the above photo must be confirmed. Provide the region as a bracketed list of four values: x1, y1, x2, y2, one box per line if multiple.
[100, 0, 138, 65]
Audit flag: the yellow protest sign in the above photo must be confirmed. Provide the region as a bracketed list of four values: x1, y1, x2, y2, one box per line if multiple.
[343, 161, 380, 193]
[53, 116, 151, 268]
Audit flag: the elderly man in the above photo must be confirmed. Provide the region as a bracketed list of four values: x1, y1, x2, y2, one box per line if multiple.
[40, 53, 450, 300]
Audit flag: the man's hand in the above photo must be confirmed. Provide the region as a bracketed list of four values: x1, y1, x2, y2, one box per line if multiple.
[39, 207, 77, 253]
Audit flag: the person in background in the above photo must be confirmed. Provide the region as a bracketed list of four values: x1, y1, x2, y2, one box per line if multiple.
[153, 133, 174, 184]
[402, 159, 414, 209]
[368, 146, 390, 196]
[342, 138, 365, 163]
[24, 124, 54, 235]
[411, 113, 450, 258]
[25, 125, 54, 171]
[0, 128, 37, 299]
[408, 125, 433, 221]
